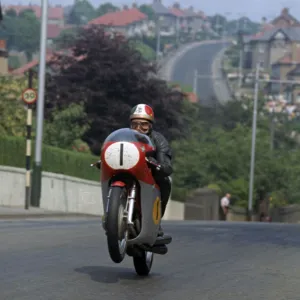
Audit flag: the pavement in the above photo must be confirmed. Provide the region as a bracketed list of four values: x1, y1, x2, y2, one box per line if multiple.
[0, 206, 97, 219]
[170, 40, 232, 106]
[1, 218, 300, 300]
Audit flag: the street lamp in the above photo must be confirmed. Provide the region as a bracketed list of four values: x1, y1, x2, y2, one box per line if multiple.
[32, 0, 48, 207]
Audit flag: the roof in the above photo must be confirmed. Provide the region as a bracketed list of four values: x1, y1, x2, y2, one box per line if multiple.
[274, 47, 300, 65]
[47, 24, 64, 39]
[4, 5, 64, 20]
[169, 7, 185, 17]
[244, 27, 300, 43]
[182, 7, 198, 18]
[88, 8, 147, 27]
[271, 8, 300, 26]
[287, 65, 300, 76]
[11, 54, 54, 76]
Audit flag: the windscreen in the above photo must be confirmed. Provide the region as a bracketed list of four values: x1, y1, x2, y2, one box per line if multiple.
[103, 128, 155, 147]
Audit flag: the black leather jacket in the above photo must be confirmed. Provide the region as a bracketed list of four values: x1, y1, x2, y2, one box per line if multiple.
[149, 130, 173, 179]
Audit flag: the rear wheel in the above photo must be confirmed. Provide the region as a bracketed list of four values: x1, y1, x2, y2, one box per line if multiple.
[106, 186, 128, 263]
[133, 251, 154, 276]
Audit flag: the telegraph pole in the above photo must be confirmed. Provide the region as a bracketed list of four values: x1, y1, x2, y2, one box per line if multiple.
[32, 0, 48, 207]
[193, 69, 198, 94]
[156, 16, 162, 61]
[248, 62, 260, 221]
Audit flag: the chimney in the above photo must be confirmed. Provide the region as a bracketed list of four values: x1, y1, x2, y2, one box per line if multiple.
[282, 7, 289, 16]
[173, 2, 180, 9]
[0, 40, 8, 75]
[132, 2, 137, 8]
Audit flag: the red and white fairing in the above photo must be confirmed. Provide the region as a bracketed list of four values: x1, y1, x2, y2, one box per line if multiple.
[100, 128, 161, 246]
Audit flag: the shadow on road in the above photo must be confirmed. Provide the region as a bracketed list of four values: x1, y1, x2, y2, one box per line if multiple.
[75, 266, 159, 283]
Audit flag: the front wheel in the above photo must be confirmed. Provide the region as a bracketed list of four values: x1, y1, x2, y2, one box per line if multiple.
[106, 186, 128, 263]
[133, 251, 154, 276]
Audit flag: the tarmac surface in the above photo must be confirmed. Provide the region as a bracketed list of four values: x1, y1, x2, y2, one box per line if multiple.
[1, 218, 300, 300]
[171, 42, 231, 106]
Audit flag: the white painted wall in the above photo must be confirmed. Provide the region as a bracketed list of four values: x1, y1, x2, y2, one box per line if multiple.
[0, 165, 184, 220]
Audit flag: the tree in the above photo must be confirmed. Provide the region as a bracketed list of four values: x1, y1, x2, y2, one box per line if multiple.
[45, 25, 186, 155]
[67, 0, 96, 25]
[54, 27, 79, 49]
[95, 2, 119, 17]
[44, 103, 90, 150]
[139, 5, 156, 20]
[0, 76, 29, 137]
[171, 99, 300, 206]
[0, 9, 40, 60]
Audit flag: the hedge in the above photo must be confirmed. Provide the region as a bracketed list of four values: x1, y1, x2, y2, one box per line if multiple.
[0, 135, 99, 182]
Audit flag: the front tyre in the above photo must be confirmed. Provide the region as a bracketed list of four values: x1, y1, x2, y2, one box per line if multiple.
[133, 251, 154, 276]
[106, 186, 128, 263]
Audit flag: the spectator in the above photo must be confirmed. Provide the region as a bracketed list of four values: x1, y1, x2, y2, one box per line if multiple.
[220, 193, 231, 220]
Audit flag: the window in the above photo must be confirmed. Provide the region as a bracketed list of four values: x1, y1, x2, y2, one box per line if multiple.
[258, 43, 265, 53]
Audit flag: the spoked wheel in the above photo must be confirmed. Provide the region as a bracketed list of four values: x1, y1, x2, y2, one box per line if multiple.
[106, 186, 128, 263]
[133, 250, 154, 276]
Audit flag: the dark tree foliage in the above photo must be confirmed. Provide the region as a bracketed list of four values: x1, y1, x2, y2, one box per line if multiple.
[46, 25, 186, 155]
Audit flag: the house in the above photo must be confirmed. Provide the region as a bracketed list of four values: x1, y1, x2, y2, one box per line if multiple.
[269, 44, 300, 103]
[243, 8, 300, 70]
[3, 4, 65, 26]
[270, 8, 300, 27]
[169, 3, 207, 35]
[88, 7, 154, 38]
[243, 27, 300, 70]
[151, 0, 177, 36]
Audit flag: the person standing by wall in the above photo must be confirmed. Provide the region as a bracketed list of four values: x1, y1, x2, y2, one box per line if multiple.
[220, 193, 231, 220]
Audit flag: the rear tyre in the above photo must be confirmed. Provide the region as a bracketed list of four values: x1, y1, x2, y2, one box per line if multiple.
[133, 251, 154, 276]
[106, 186, 128, 263]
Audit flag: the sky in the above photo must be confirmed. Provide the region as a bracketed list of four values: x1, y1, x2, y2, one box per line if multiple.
[2, 0, 300, 22]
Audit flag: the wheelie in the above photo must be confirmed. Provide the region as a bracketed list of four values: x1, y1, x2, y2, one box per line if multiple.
[91, 104, 173, 276]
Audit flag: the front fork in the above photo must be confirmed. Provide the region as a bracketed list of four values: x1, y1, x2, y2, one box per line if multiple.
[102, 182, 137, 231]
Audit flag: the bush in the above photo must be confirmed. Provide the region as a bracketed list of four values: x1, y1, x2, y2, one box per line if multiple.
[0, 135, 99, 181]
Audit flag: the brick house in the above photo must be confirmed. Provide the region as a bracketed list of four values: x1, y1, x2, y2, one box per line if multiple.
[270, 44, 300, 103]
[243, 8, 300, 70]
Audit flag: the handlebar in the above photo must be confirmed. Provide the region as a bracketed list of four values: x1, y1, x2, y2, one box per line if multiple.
[145, 157, 161, 171]
[90, 160, 101, 169]
[91, 158, 161, 171]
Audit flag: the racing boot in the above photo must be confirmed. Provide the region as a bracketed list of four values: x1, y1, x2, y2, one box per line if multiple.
[158, 224, 164, 237]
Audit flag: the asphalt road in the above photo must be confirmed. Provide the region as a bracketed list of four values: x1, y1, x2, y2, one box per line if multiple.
[1, 218, 300, 300]
[171, 42, 231, 106]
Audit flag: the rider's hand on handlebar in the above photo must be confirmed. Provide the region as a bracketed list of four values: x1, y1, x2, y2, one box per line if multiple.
[145, 157, 161, 171]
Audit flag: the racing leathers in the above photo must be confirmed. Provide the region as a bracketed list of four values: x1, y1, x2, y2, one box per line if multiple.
[147, 130, 173, 231]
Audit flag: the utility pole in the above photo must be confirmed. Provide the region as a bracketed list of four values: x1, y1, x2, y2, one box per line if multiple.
[238, 15, 247, 89]
[193, 69, 198, 94]
[31, 0, 48, 207]
[156, 16, 162, 61]
[248, 62, 260, 221]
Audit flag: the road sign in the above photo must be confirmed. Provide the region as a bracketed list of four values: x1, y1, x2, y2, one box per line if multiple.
[22, 88, 37, 104]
